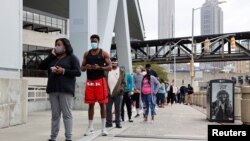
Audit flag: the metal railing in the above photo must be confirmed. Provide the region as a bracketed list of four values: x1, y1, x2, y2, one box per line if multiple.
[28, 85, 48, 101]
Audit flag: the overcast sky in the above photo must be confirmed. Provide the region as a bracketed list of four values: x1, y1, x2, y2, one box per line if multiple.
[139, 0, 250, 40]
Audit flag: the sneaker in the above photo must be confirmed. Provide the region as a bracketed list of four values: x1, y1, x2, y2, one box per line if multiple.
[134, 114, 140, 118]
[84, 128, 94, 136]
[101, 129, 108, 136]
[106, 123, 113, 128]
[128, 119, 133, 122]
[116, 124, 122, 128]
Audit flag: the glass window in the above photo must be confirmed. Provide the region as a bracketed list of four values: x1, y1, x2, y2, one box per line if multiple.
[58, 19, 62, 25]
[40, 15, 45, 21]
[52, 18, 57, 25]
[34, 13, 39, 24]
[27, 11, 33, 22]
[46, 16, 51, 26]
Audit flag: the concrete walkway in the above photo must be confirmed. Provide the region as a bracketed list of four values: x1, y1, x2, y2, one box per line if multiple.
[0, 104, 237, 141]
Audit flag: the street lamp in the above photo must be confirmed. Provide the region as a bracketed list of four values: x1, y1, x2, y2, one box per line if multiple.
[191, 0, 226, 86]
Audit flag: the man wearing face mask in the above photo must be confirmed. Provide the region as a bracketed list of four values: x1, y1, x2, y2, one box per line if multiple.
[81, 34, 112, 136]
[39, 38, 81, 141]
[105, 58, 125, 128]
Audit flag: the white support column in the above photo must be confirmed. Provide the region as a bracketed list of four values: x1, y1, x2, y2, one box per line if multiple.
[114, 0, 132, 73]
[69, 0, 97, 110]
[98, 0, 119, 53]
[0, 0, 22, 79]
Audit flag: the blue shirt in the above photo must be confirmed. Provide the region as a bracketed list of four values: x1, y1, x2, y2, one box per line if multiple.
[125, 73, 133, 93]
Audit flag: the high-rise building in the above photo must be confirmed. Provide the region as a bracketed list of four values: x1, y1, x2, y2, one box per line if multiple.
[201, 0, 223, 35]
[158, 0, 175, 39]
[200, 0, 224, 71]
[158, 0, 176, 72]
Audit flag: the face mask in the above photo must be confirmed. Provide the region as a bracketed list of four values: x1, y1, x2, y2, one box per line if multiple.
[112, 62, 118, 67]
[55, 46, 64, 55]
[91, 43, 98, 49]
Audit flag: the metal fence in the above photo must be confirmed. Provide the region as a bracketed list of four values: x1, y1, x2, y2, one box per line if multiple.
[28, 85, 48, 101]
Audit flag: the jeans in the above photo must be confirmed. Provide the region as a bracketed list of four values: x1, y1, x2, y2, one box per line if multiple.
[141, 94, 156, 116]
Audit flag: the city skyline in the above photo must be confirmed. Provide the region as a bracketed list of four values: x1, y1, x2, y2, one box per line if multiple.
[139, 0, 250, 40]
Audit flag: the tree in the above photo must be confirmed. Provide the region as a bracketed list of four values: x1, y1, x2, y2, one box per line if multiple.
[132, 62, 168, 81]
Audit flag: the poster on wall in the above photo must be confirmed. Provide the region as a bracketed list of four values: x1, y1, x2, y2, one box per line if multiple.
[211, 82, 234, 122]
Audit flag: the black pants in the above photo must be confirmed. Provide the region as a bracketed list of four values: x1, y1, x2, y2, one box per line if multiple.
[167, 92, 175, 105]
[121, 92, 132, 120]
[132, 93, 140, 108]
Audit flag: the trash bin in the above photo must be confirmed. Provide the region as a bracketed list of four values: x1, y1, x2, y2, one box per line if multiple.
[207, 79, 234, 122]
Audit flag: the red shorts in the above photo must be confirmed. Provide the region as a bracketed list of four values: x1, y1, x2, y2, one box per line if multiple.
[85, 77, 108, 104]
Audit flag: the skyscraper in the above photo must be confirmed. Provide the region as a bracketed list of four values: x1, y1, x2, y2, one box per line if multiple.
[201, 0, 223, 35]
[158, 0, 175, 39]
[200, 0, 224, 71]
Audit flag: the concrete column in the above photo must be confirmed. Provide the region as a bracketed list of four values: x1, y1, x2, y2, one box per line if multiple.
[0, 0, 22, 78]
[0, 79, 27, 128]
[193, 92, 197, 105]
[114, 0, 133, 73]
[98, 0, 119, 52]
[70, 0, 97, 110]
[202, 91, 207, 108]
[241, 86, 250, 124]
[234, 87, 241, 120]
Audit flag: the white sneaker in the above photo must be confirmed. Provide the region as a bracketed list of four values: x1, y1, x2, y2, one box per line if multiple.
[84, 128, 94, 136]
[101, 129, 108, 136]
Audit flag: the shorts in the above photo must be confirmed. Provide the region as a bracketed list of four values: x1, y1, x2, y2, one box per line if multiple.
[85, 77, 108, 104]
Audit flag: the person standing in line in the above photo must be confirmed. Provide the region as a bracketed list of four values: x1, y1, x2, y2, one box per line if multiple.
[39, 38, 81, 141]
[121, 72, 134, 122]
[145, 64, 158, 77]
[179, 84, 187, 104]
[106, 58, 125, 128]
[156, 78, 166, 108]
[167, 80, 175, 105]
[141, 70, 160, 122]
[81, 34, 112, 136]
[132, 65, 144, 118]
[185, 84, 194, 105]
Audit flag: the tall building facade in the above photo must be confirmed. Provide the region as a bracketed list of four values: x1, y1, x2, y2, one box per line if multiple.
[158, 0, 175, 39]
[200, 0, 224, 71]
[201, 0, 223, 35]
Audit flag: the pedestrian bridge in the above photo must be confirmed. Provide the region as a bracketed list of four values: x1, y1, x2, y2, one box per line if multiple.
[111, 31, 250, 64]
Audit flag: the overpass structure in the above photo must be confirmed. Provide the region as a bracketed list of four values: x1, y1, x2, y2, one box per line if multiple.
[111, 31, 250, 64]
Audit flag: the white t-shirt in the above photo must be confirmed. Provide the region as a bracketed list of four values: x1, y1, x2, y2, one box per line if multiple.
[108, 67, 120, 94]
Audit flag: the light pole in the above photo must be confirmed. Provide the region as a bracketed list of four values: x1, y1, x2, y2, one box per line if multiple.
[191, 7, 201, 87]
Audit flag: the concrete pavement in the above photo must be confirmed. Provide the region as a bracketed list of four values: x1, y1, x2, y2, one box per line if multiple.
[0, 104, 236, 141]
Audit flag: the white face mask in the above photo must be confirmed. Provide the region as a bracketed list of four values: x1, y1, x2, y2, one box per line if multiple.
[55, 46, 64, 55]
[91, 42, 98, 49]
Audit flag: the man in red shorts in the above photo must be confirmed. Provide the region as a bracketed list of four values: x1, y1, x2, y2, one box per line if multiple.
[81, 34, 112, 136]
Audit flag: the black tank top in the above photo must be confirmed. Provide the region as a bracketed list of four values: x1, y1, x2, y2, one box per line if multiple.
[86, 49, 106, 80]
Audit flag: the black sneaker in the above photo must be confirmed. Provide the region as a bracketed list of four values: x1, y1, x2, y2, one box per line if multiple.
[129, 119, 133, 122]
[106, 123, 113, 128]
[116, 124, 122, 128]
[134, 114, 140, 118]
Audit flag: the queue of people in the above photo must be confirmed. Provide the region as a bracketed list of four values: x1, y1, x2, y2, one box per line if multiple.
[40, 34, 193, 141]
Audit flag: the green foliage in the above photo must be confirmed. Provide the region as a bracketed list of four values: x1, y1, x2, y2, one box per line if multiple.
[132, 62, 168, 81]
